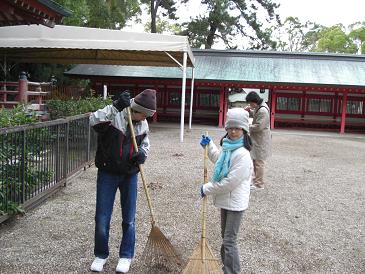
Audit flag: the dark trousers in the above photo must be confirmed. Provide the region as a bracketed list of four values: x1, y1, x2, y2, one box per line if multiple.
[220, 209, 244, 274]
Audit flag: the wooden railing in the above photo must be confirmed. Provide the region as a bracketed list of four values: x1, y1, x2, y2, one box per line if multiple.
[0, 81, 20, 108]
[0, 80, 51, 110]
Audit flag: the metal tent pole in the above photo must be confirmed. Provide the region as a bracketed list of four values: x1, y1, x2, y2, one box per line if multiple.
[189, 68, 195, 130]
[180, 52, 187, 142]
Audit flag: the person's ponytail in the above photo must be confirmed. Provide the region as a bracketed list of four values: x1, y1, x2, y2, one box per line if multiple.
[220, 133, 228, 146]
[243, 131, 252, 151]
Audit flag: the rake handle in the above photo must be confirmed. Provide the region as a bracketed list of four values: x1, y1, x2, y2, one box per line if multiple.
[201, 132, 209, 262]
[127, 107, 156, 226]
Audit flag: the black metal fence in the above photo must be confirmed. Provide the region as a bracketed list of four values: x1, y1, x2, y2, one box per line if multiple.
[0, 113, 97, 223]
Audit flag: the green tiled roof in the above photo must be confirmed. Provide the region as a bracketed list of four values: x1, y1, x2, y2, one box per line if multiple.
[65, 49, 365, 87]
[39, 0, 72, 16]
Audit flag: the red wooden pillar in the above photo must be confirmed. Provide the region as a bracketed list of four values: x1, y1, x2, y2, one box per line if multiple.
[340, 91, 348, 134]
[163, 84, 167, 114]
[301, 91, 306, 120]
[218, 87, 225, 128]
[333, 91, 338, 120]
[18, 72, 28, 104]
[270, 90, 277, 129]
[223, 89, 228, 126]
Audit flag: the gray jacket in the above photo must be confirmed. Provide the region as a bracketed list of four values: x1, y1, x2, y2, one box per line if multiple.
[249, 102, 272, 160]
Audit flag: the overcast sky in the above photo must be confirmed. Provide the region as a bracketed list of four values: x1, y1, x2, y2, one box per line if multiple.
[124, 0, 365, 32]
[277, 0, 365, 26]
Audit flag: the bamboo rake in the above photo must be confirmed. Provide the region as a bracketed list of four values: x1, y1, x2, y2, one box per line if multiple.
[182, 133, 222, 274]
[126, 107, 183, 273]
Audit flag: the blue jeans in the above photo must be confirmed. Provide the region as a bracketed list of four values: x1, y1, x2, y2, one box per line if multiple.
[94, 170, 138, 259]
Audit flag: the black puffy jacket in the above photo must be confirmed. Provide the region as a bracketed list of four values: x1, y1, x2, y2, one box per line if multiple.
[90, 106, 150, 175]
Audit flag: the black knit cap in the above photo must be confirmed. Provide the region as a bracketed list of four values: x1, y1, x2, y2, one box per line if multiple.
[130, 89, 157, 117]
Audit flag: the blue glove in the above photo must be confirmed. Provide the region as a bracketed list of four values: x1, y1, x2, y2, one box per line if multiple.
[200, 135, 211, 147]
[200, 185, 206, 198]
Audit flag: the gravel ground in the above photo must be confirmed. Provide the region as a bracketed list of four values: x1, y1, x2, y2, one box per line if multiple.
[0, 124, 364, 274]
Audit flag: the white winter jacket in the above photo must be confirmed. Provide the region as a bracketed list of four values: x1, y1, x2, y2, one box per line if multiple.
[202, 141, 253, 211]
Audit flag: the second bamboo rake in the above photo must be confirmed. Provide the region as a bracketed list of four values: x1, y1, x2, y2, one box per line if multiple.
[182, 135, 222, 274]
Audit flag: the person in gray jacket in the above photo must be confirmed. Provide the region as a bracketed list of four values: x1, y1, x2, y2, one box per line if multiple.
[89, 89, 156, 273]
[245, 91, 272, 190]
[200, 108, 253, 274]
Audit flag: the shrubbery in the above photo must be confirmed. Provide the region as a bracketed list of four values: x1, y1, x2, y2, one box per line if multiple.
[47, 96, 112, 120]
[0, 105, 38, 128]
[0, 96, 111, 127]
[0, 96, 111, 217]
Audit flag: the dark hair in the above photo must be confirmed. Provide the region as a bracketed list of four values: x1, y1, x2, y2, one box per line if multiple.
[246, 91, 263, 105]
[220, 130, 252, 151]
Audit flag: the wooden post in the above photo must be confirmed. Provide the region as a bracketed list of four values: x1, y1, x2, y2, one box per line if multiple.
[36, 86, 42, 105]
[18, 72, 28, 104]
[340, 91, 348, 134]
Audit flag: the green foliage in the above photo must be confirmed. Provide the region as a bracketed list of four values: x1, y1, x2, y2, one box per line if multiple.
[275, 17, 305, 51]
[349, 23, 365, 54]
[180, 0, 280, 50]
[0, 201, 25, 215]
[300, 23, 324, 52]
[144, 17, 182, 33]
[274, 17, 365, 54]
[0, 97, 103, 217]
[57, 0, 90, 26]
[0, 110, 53, 216]
[57, 0, 141, 29]
[315, 25, 357, 54]
[0, 105, 38, 128]
[0, 133, 54, 216]
[141, 0, 179, 33]
[47, 96, 112, 120]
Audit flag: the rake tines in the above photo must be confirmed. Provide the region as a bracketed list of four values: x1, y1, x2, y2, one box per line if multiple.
[142, 226, 183, 274]
[182, 239, 221, 274]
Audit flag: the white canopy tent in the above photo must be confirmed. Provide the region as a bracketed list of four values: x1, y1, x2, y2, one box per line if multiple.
[0, 24, 195, 142]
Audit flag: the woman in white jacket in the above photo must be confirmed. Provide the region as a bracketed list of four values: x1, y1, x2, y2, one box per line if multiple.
[200, 108, 253, 274]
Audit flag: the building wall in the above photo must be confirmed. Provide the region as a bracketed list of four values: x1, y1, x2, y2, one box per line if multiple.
[91, 78, 365, 132]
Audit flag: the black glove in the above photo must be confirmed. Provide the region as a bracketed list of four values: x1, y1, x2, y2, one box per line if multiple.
[131, 150, 146, 165]
[113, 91, 131, 112]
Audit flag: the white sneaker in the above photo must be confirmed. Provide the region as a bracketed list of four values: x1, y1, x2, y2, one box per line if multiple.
[90, 257, 107, 272]
[116, 258, 132, 273]
[250, 185, 264, 190]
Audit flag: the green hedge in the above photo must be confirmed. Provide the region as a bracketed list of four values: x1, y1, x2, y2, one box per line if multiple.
[47, 96, 112, 120]
[0, 105, 38, 128]
[0, 96, 111, 216]
[0, 96, 112, 128]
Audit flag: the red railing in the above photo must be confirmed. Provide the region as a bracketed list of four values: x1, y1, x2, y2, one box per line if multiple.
[0, 80, 51, 111]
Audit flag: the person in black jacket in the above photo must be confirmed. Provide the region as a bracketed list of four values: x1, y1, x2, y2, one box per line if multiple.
[89, 89, 156, 273]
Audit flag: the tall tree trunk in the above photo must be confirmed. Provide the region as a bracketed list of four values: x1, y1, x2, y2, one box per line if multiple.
[151, 0, 157, 33]
[205, 24, 217, 49]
